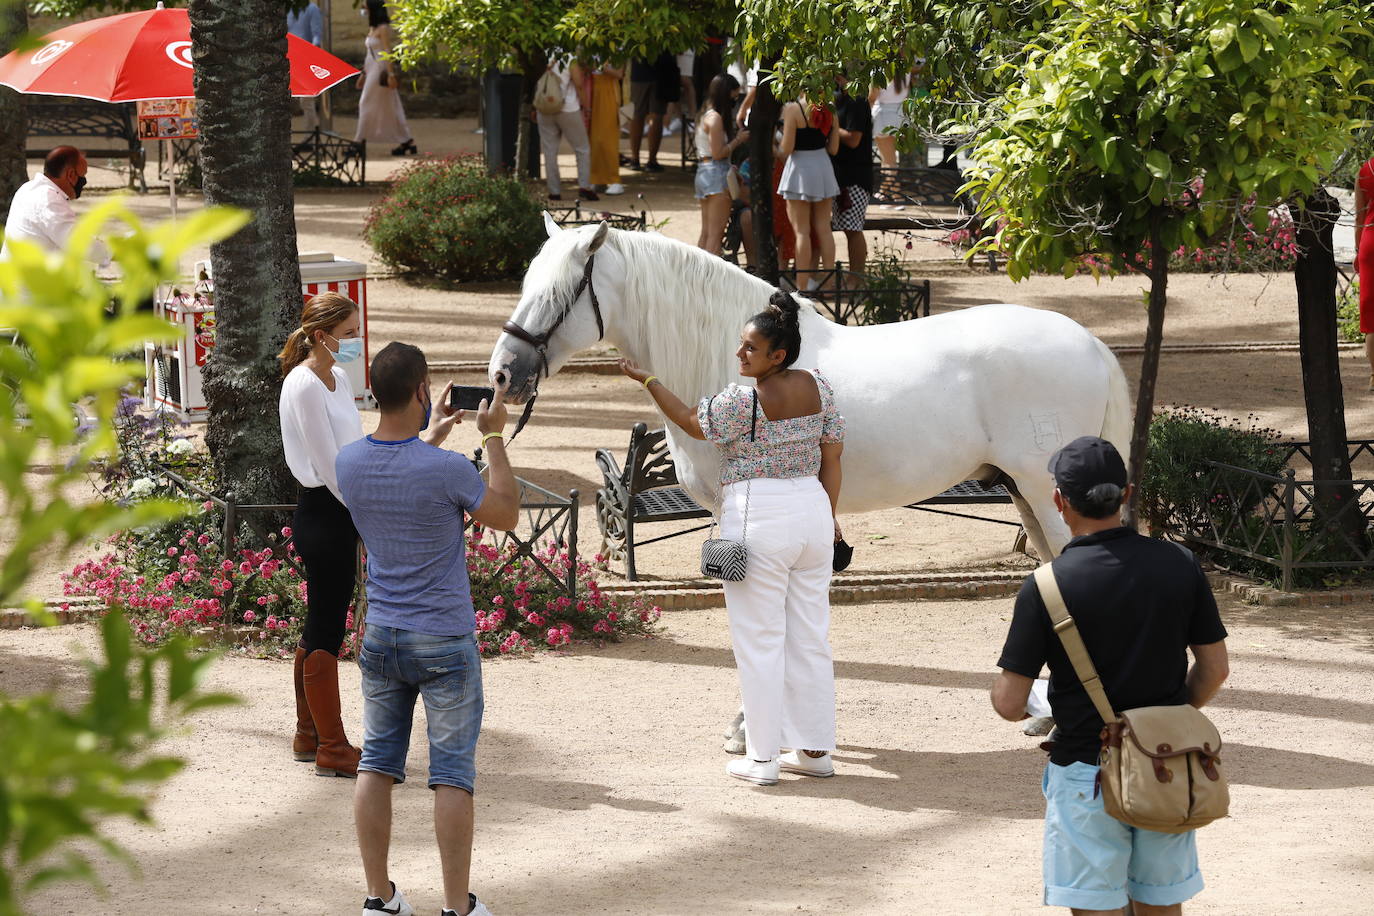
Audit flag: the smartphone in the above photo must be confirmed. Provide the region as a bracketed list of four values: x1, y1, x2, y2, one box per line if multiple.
[449, 384, 496, 412]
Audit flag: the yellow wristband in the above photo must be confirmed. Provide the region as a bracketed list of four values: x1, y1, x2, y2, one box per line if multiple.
[481, 432, 504, 448]
[642, 376, 659, 390]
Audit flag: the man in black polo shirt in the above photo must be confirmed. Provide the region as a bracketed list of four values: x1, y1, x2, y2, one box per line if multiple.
[830, 72, 874, 275]
[992, 436, 1230, 915]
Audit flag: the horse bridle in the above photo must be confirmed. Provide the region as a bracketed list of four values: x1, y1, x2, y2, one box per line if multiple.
[493, 252, 603, 445]
[500, 252, 604, 380]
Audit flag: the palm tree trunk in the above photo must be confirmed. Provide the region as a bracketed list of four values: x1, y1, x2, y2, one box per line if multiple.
[189, 0, 301, 506]
[0, 2, 29, 221]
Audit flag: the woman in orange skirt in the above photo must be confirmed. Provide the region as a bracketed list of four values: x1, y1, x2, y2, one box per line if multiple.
[589, 61, 625, 195]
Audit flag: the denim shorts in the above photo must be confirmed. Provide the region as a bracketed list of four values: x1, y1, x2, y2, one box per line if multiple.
[1042, 761, 1204, 909]
[357, 625, 484, 792]
[695, 158, 731, 199]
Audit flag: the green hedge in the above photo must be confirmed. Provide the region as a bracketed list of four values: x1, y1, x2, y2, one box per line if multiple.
[364, 155, 545, 282]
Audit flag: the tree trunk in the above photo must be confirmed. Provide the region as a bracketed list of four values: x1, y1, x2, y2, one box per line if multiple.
[0, 2, 28, 222]
[746, 58, 780, 284]
[1123, 209, 1169, 529]
[190, 0, 301, 507]
[1294, 187, 1364, 552]
[516, 53, 542, 182]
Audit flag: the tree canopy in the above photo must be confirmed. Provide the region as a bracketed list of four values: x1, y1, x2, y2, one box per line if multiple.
[389, 0, 736, 73]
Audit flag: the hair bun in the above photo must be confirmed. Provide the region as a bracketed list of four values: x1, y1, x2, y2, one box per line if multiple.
[768, 290, 800, 323]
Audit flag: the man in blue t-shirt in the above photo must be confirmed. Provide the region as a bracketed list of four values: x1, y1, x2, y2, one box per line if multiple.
[337, 342, 519, 916]
[992, 437, 1229, 915]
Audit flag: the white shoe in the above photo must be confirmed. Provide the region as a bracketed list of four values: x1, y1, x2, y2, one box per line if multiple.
[722, 710, 746, 755]
[1023, 716, 1055, 737]
[779, 750, 835, 778]
[726, 757, 779, 786]
[363, 882, 415, 915]
[604, 183, 625, 195]
[663, 117, 683, 135]
[442, 893, 493, 916]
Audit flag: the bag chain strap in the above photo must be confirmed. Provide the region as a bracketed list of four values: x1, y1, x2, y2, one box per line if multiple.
[706, 389, 758, 544]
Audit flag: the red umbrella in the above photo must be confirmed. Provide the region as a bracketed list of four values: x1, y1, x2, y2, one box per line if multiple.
[0, 2, 357, 102]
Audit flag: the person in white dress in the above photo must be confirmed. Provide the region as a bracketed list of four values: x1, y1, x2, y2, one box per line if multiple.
[354, 0, 415, 156]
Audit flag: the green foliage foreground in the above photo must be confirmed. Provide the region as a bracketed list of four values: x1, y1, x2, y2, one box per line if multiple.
[0, 201, 247, 912]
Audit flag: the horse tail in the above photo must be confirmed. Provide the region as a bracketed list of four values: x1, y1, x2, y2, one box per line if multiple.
[1094, 335, 1133, 472]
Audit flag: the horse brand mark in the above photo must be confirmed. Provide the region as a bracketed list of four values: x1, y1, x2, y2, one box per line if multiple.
[165, 40, 194, 69]
[31, 40, 74, 66]
[310, 64, 331, 79]
[1030, 412, 1063, 452]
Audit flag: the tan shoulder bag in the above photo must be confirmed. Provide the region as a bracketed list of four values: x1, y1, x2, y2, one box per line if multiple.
[1033, 564, 1229, 834]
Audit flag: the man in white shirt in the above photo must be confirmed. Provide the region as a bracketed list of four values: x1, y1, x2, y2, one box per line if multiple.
[1, 146, 111, 267]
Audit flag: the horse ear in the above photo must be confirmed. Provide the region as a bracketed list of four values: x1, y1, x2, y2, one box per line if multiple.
[543, 211, 561, 238]
[587, 220, 609, 253]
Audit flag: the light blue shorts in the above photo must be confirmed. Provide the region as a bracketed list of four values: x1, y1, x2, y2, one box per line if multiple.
[1042, 761, 1205, 910]
[358, 626, 484, 792]
[695, 158, 730, 199]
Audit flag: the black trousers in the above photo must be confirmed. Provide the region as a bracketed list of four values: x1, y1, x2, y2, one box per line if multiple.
[293, 486, 359, 655]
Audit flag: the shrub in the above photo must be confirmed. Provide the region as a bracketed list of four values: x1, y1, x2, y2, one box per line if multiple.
[858, 250, 918, 324]
[364, 155, 545, 282]
[1338, 276, 1362, 344]
[1139, 407, 1286, 535]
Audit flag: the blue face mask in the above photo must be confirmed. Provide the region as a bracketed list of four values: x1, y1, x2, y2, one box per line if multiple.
[419, 390, 432, 431]
[327, 334, 363, 364]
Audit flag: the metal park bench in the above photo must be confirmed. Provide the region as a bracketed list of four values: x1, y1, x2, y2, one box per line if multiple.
[25, 97, 147, 192]
[595, 423, 713, 581]
[595, 423, 1022, 580]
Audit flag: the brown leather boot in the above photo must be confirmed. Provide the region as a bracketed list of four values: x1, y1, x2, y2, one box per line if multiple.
[292, 646, 318, 762]
[302, 649, 361, 778]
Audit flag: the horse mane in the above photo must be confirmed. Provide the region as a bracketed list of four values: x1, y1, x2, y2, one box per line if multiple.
[603, 230, 818, 402]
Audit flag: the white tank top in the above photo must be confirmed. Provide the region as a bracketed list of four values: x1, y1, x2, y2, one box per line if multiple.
[875, 79, 907, 105]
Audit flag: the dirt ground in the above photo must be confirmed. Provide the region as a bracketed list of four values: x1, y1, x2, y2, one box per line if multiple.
[4, 594, 1372, 915]
[5, 118, 1373, 912]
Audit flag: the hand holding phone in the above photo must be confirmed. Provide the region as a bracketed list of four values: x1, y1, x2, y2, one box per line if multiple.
[449, 384, 496, 412]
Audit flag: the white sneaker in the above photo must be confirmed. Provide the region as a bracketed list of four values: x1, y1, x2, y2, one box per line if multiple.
[726, 757, 779, 786]
[1023, 716, 1055, 737]
[363, 882, 415, 916]
[604, 183, 625, 195]
[779, 750, 835, 778]
[442, 893, 493, 916]
[663, 117, 683, 135]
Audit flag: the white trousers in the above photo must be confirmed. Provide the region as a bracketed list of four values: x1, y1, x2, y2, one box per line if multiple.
[536, 109, 591, 195]
[720, 476, 836, 761]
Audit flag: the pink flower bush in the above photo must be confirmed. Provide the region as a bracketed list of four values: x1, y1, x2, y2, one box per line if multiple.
[67, 510, 659, 661]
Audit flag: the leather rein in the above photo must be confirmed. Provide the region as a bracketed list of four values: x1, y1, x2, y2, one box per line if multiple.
[495, 252, 604, 445]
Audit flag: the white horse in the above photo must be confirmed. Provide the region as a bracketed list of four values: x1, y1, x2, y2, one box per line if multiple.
[488, 217, 1132, 561]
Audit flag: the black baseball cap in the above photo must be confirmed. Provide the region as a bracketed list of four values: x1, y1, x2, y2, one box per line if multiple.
[1047, 436, 1127, 500]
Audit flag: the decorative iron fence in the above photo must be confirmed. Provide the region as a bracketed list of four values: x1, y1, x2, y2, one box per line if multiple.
[1156, 441, 1374, 590]
[548, 204, 648, 233]
[158, 459, 580, 601]
[469, 453, 580, 598]
[778, 266, 931, 325]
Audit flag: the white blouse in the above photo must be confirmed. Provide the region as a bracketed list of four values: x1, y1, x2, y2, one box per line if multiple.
[279, 363, 364, 503]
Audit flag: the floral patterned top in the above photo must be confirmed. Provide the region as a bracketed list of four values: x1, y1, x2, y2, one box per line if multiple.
[697, 369, 845, 487]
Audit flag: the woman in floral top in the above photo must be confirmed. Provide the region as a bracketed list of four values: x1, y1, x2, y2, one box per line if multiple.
[620, 291, 845, 786]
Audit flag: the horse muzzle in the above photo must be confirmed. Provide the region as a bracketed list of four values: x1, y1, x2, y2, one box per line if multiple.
[488, 342, 542, 405]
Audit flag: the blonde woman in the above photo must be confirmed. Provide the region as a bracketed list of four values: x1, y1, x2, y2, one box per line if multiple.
[278, 292, 367, 777]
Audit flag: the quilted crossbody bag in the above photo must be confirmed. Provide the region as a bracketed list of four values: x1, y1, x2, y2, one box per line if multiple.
[700, 390, 757, 582]
[1034, 564, 1229, 834]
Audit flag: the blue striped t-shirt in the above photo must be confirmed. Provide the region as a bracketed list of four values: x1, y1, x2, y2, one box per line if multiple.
[335, 436, 486, 636]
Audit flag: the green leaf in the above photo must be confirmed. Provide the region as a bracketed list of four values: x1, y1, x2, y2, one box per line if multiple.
[1144, 150, 1171, 179]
